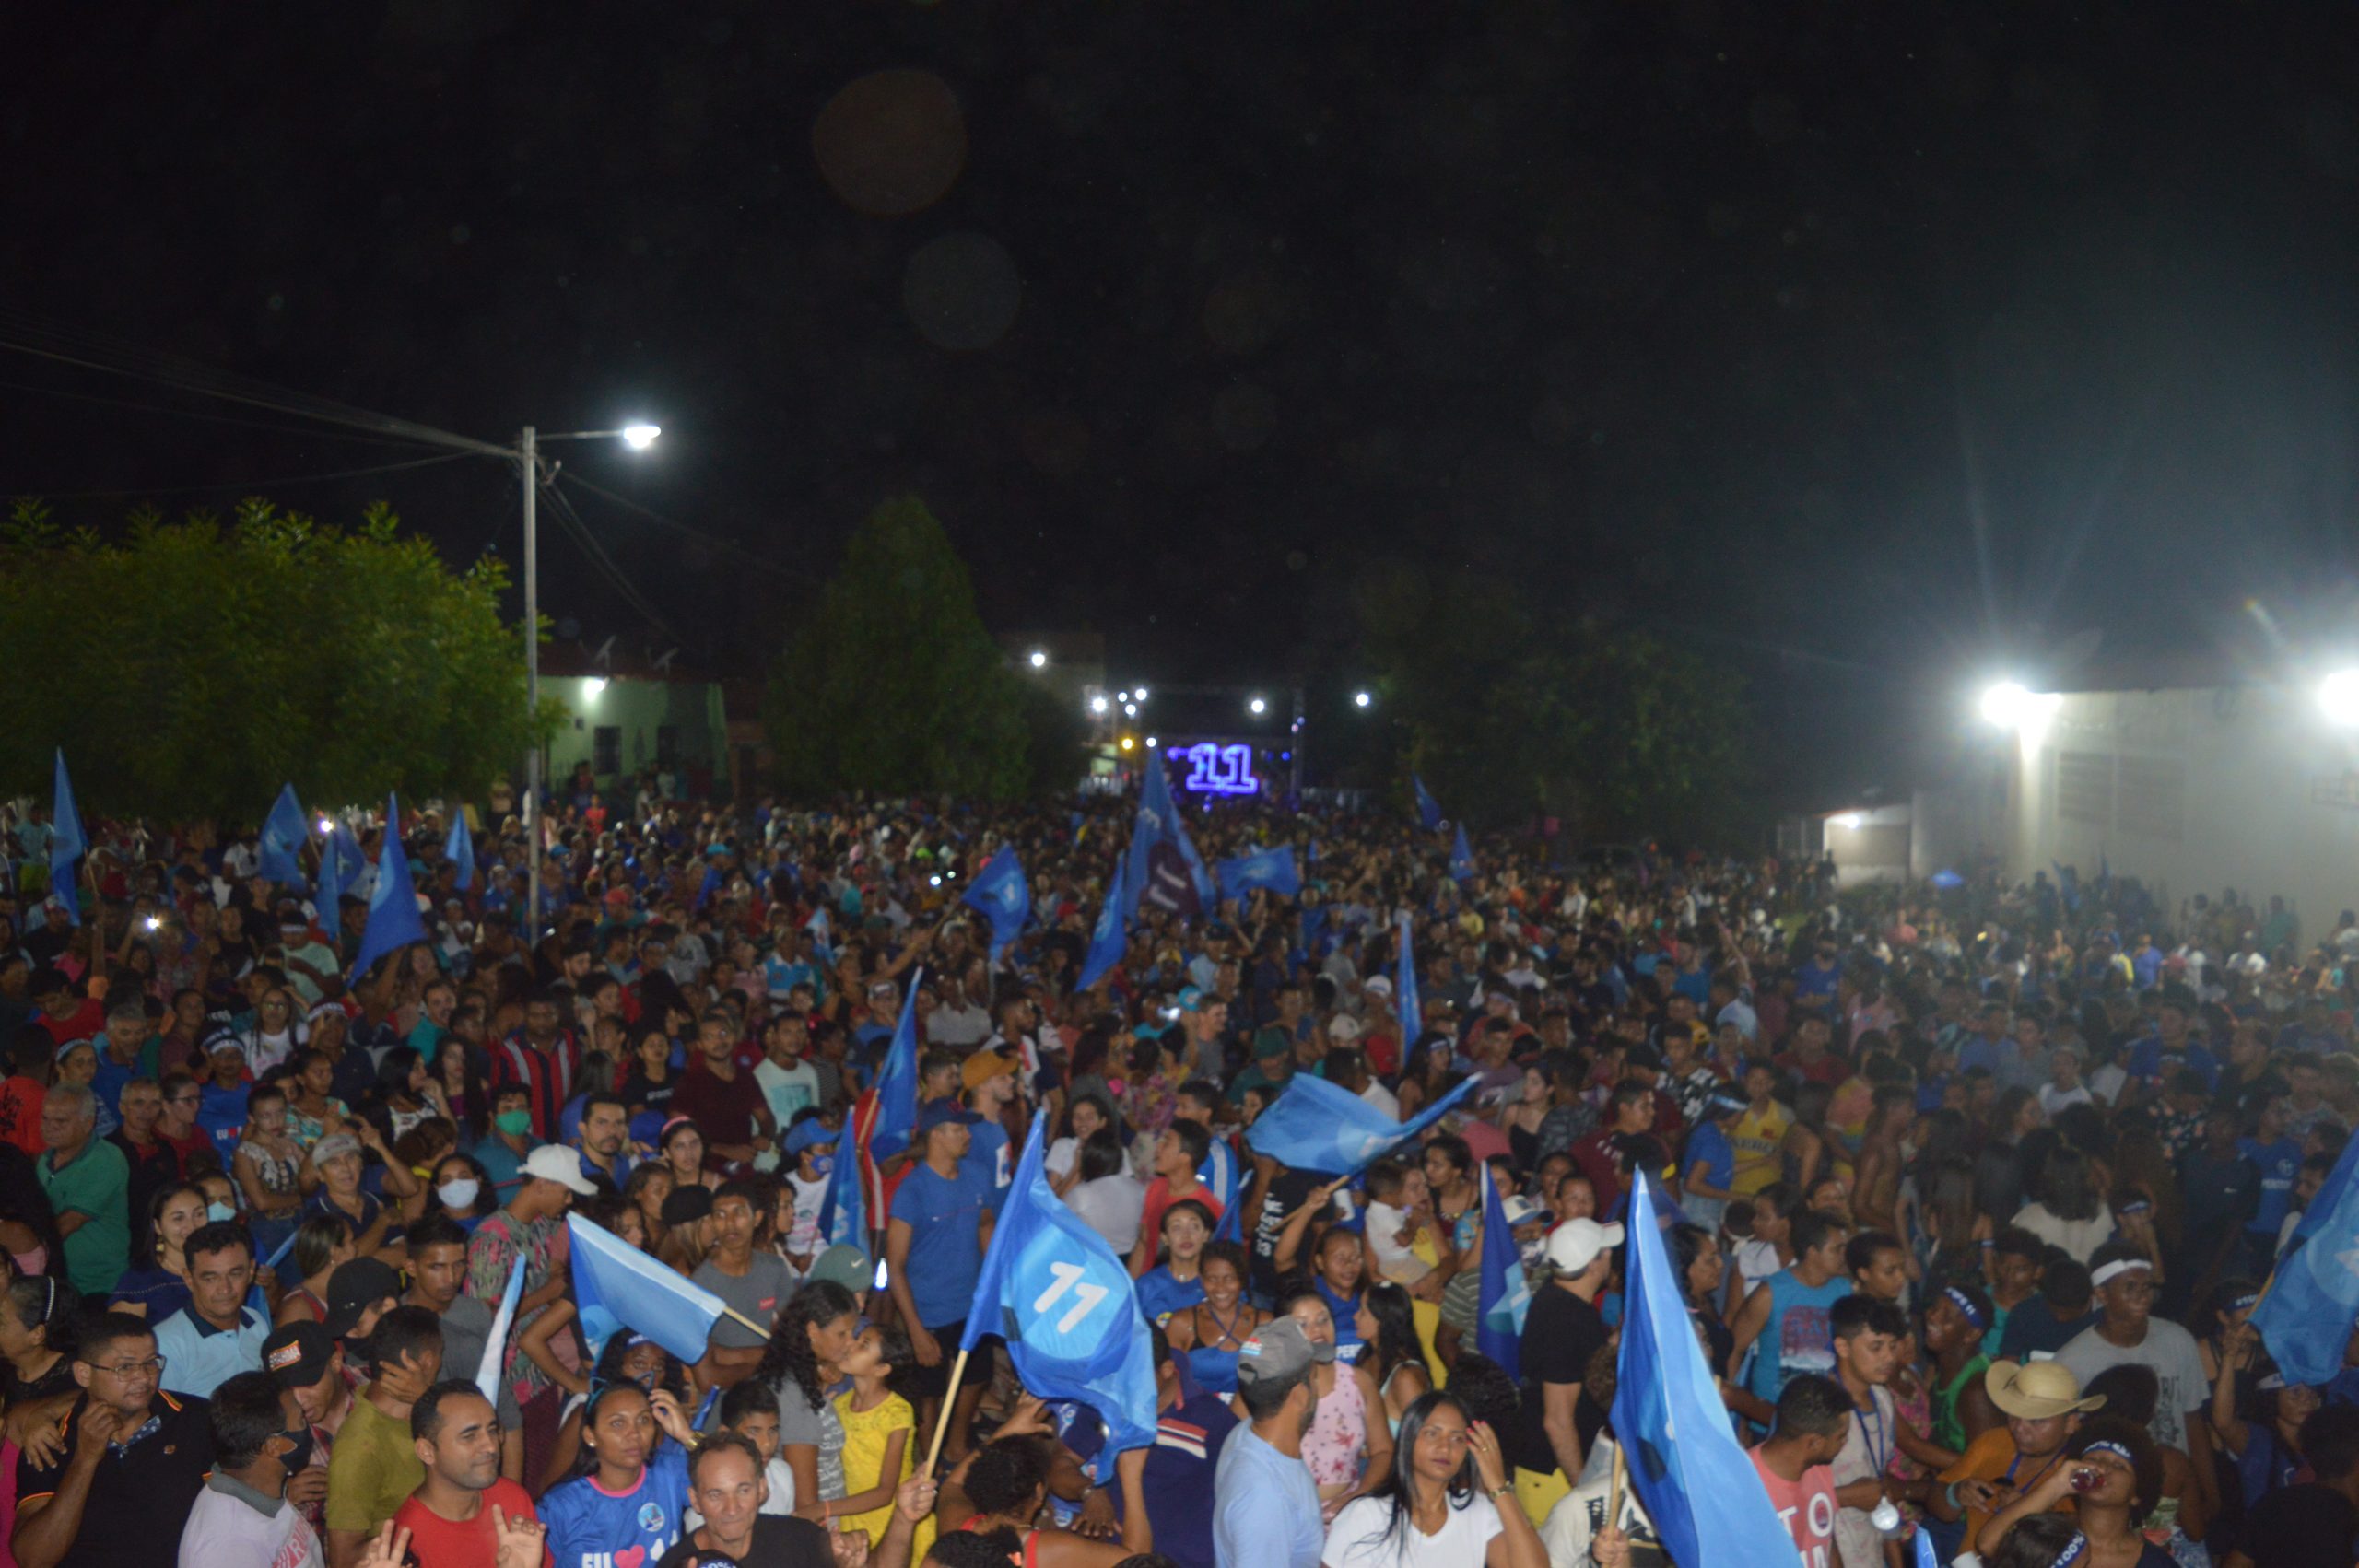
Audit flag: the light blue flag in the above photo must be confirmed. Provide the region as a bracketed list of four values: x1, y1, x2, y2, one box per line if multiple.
[1123, 759, 1214, 919]
[313, 819, 347, 945]
[566, 1212, 725, 1363]
[49, 751, 84, 926]
[1216, 845, 1300, 903]
[1475, 1162, 1530, 1370]
[962, 846, 1031, 960]
[1613, 1171, 1792, 1568]
[1076, 858, 1129, 992]
[818, 1111, 867, 1249]
[260, 784, 310, 890]
[445, 809, 476, 893]
[1246, 1072, 1478, 1176]
[349, 797, 428, 979]
[1915, 1520, 1940, 1568]
[1449, 825, 1475, 883]
[1414, 773, 1443, 830]
[866, 971, 923, 1163]
[1396, 910, 1422, 1040]
[475, 1258, 526, 1408]
[2253, 1128, 2359, 1384]
[1199, 1136, 1240, 1215]
[960, 1112, 1159, 1459]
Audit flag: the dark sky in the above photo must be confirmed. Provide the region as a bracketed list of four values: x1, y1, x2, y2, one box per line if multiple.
[8, 1, 2359, 803]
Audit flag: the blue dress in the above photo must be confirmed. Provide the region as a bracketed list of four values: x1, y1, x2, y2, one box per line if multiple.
[1181, 1303, 1254, 1396]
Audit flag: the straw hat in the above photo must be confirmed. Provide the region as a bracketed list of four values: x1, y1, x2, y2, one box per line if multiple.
[1986, 1360, 2107, 1420]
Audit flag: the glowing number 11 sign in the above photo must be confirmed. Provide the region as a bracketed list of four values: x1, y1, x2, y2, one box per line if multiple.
[1180, 743, 1259, 796]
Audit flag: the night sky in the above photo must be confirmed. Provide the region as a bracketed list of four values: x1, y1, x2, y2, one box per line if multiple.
[8, 2, 2359, 804]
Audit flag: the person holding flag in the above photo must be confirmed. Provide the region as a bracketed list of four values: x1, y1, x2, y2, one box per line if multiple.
[887, 1100, 998, 1461]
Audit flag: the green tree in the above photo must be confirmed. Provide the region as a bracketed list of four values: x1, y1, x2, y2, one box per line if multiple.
[0, 497, 547, 821]
[766, 495, 1058, 800]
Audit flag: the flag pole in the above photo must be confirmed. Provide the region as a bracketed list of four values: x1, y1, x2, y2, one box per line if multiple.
[720, 1306, 771, 1340]
[921, 1347, 971, 1477]
[1605, 1436, 1625, 1532]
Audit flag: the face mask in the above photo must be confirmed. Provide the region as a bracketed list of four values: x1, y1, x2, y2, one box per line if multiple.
[810, 1153, 834, 1177]
[494, 1109, 533, 1137]
[206, 1201, 237, 1223]
[276, 1425, 316, 1475]
[437, 1177, 481, 1211]
[1519, 1237, 1546, 1266]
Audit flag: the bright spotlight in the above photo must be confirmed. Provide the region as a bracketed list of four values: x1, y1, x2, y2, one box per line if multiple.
[620, 424, 661, 450]
[317, 817, 334, 836]
[1089, 695, 1109, 715]
[1354, 690, 1373, 708]
[1123, 702, 1138, 717]
[1133, 685, 1149, 702]
[1027, 649, 1048, 670]
[1979, 681, 2058, 730]
[1117, 690, 1131, 703]
[1834, 813, 1862, 831]
[582, 676, 606, 699]
[1145, 735, 1158, 748]
[1249, 696, 1267, 716]
[1120, 736, 1135, 752]
[2322, 671, 2359, 726]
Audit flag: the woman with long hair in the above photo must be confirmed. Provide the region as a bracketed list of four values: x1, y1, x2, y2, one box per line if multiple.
[2014, 1145, 2118, 1265]
[659, 1117, 723, 1193]
[624, 1164, 675, 1254]
[1162, 1241, 1265, 1398]
[1282, 1289, 1393, 1519]
[1364, 1282, 1431, 1435]
[528, 1329, 695, 1491]
[1319, 1390, 1546, 1568]
[1781, 1080, 1835, 1196]
[372, 1046, 446, 1143]
[282, 1048, 348, 1149]
[538, 1377, 700, 1568]
[1976, 1088, 2042, 1222]
[1978, 1415, 2177, 1568]
[272, 1215, 355, 1326]
[655, 1184, 716, 1276]
[751, 1279, 862, 1518]
[1134, 1199, 1215, 1328]
[1917, 1156, 1993, 1282]
[419, 1151, 498, 1234]
[437, 1031, 493, 1146]
[108, 1182, 209, 1322]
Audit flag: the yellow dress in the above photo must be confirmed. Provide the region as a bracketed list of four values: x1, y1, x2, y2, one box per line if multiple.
[834, 1388, 933, 1558]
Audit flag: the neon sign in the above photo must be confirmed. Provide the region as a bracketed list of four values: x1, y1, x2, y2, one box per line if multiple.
[1180, 743, 1260, 796]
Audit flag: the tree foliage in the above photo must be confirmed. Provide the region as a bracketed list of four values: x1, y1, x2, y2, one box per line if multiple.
[766, 495, 1064, 801]
[1362, 567, 1753, 845]
[0, 497, 546, 823]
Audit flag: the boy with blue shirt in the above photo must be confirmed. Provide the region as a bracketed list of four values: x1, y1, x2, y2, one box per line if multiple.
[2237, 1095, 2304, 1273]
[886, 1100, 997, 1459]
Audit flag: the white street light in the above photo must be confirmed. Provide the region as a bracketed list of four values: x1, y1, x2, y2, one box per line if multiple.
[1123, 702, 1138, 717]
[1354, 690, 1373, 708]
[1133, 685, 1149, 702]
[582, 677, 607, 699]
[1145, 736, 1158, 748]
[2321, 671, 2359, 726]
[621, 424, 662, 450]
[316, 816, 334, 836]
[1089, 695, 1109, 715]
[1027, 649, 1048, 670]
[1249, 696, 1267, 715]
[1833, 813, 1862, 831]
[1979, 681, 2060, 731]
[1117, 690, 1132, 703]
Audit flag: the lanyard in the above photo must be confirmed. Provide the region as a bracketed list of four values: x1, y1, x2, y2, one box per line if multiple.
[1855, 1398, 1890, 1474]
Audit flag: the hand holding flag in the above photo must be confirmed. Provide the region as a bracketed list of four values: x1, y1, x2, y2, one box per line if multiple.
[962, 846, 1031, 960]
[1245, 1072, 1477, 1176]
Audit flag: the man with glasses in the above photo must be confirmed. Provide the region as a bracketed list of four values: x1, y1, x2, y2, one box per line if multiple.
[152, 1072, 212, 1173]
[12, 1311, 215, 1568]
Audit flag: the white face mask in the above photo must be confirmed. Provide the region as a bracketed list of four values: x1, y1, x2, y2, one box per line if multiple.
[436, 1177, 481, 1211]
[205, 1200, 238, 1223]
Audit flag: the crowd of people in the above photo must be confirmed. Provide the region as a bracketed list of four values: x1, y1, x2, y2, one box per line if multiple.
[0, 781, 2353, 1568]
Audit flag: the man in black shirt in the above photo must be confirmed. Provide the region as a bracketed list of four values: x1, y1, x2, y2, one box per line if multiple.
[13, 1312, 215, 1568]
[2226, 1406, 2359, 1568]
[659, 1433, 838, 1568]
[1520, 1216, 1623, 1497]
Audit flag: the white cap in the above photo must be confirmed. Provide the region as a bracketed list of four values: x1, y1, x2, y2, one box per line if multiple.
[1543, 1217, 1625, 1275]
[1328, 1014, 1363, 1043]
[1363, 975, 1393, 997]
[521, 1144, 598, 1196]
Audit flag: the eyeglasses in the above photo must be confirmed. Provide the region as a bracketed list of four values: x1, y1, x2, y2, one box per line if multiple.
[87, 1355, 166, 1379]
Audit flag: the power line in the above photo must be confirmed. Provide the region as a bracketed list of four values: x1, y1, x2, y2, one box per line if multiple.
[535, 474, 687, 645]
[0, 373, 447, 450]
[552, 469, 792, 579]
[3, 450, 475, 502]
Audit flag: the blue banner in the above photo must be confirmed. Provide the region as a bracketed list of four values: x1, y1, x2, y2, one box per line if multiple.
[867, 971, 923, 1163]
[567, 1212, 725, 1363]
[49, 750, 84, 926]
[1413, 773, 1443, 831]
[445, 809, 476, 893]
[475, 1257, 526, 1407]
[1449, 825, 1474, 883]
[1076, 858, 1129, 993]
[818, 1110, 867, 1249]
[960, 1113, 1158, 1458]
[962, 846, 1031, 960]
[1245, 1072, 1477, 1176]
[2253, 1129, 2359, 1384]
[260, 783, 310, 890]
[1396, 910, 1421, 1042]
[1613, 1172, 1792, 1568]
[349, 797, 428, 979]
[1216, 845, 1300, 903]
[1475, 1162, 1529, 1369]
[1123, 759, 1213, 919]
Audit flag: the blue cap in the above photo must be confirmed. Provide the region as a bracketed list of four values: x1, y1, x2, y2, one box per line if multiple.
[917, 1101, 982, 1135]
[783, 1117, 834, 1155]
[1177, 986, 1206, 1013]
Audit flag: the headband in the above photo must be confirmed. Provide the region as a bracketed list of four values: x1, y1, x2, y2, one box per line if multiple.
[2230, 1292, 2261, 1314]
[2081, 1440, 2135, 1466]
[2090, 1259, 2152, 1289]
[2053, 1533, 2091, 1568]
[1943, 1285, 1989, 1329]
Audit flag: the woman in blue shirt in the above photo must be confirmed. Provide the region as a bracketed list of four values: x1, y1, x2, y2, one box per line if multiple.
[539, 1379, 701, 1568]
[1134, 1199, 1215, 1328]
[1163, 1242, 1266, 1397]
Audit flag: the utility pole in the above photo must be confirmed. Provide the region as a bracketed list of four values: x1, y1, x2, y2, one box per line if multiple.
[521, 425, 540, 939]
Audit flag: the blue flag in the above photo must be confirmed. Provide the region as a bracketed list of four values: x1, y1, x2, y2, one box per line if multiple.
[1076, 858, 1129, 992]
[2253, 1128, 2359, 1384]
[1475, 1162, 1530, 1370]
[1396, 910, 1422, 1041]
[1413, 773, 1443, 830]
[1613, 1171, 1792, 1568]
[1216, 845, 1300, 903]
[49, 750, 84, 926]
[1246, 1072, 1478, 1176]
[805, 903, 836, 968]
[349, 797, 428, 979]
[818, 1111, 868, 1249]
[960, 1113, 1159, 1459]
[475, 1257, 526, 1408]
[566, 1212, 725, 1363]
[260, 784, 310, 890]
[962, 846, 1031, 960]
[445, 809, 476, 893]
[1915, 1521, 1940, 1568]
[1123, 759, 1213, 919]
[1449, 825, 1474, 883]
[867, 972, 923, 1163]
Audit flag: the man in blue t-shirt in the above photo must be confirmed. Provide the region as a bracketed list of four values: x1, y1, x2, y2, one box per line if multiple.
[2236, 1095, 2304, 1273]
[886, 1099, 996, 1457]
[958, 1048, 1019, 1202]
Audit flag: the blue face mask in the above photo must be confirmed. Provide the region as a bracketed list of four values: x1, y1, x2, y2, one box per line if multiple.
[810, 1154, 834, 1177]
[206, 1201, 237, 1223]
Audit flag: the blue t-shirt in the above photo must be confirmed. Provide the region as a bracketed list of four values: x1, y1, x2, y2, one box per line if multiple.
[1137, 1267, 1206, 1328]
[890, 1160, 995, 1328]
[540, 1444, 692, 1568]
[2237, 1136, 2303, 1235]
[960, 1120, 1014, 1211]
[1117, 1390, 1237, 1568]
[2127, 1036, 2220, 1090]
[196, 1083, 250, 1165]
[474, 1137, 532, 1202]
[1212, 1423, 1322, 1568]
[1684, 1119, 1737, 1190]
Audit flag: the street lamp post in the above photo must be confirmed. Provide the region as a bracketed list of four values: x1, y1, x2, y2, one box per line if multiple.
[518, 423, 659, 936]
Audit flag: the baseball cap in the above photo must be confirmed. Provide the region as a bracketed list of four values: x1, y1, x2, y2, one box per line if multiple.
[323, 1258, 404, 1338]
[310, 1132, 363, 1168]
[1500, 1196, 1543, 1228]
[917, 1101, 982, 1135]
[262, 1319, 336, 1388]
[1252, 1029, 1292, 1061]
[961, 1050, 1016, 1093]
[1362, 975, 1393, 997]
[1233, 1316, 1317, 1391]
[783, 1117, 834, 1156]
[661, 1186, 715, 1227]
[1543, 1217, 1625, 1275]
[1986, 1360, 2106, 1420]
[1177, 986, 1208, 1012]
[1327, 1014, 1363, 1044]
[806, 1244, 873, 1292]
[521, 1144, 598, 1196]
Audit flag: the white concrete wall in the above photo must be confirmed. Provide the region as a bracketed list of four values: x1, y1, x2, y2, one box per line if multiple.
[1826, 805, 1912, 887]
[1996, 685, 2359, 936]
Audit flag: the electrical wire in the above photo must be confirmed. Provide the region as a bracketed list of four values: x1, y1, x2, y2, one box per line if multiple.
[552, 469, 792, 579]
[2, 450, 476, 502]
[534, 474, 687, 644]
[0, 373, 448, 450]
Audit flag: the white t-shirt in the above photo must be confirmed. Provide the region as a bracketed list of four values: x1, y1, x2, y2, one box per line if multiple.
[785, 1171, 828, 1258]
[2037, 1082, 2094, 1118]
[1359, 1082, 1402, 1121]
[178, 1478, 324, 1568]
[1323, 1492, 1502, 1568]
[754, 1058, 821, 1128]
[1065, 1173, 1147, 1257]
[1365, 1201, 1431, 1284]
